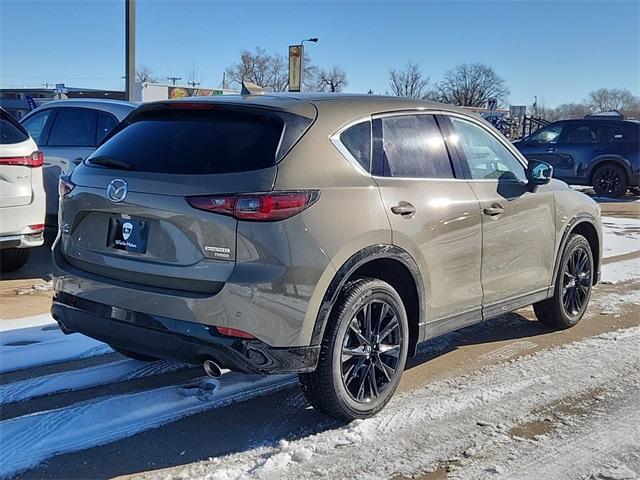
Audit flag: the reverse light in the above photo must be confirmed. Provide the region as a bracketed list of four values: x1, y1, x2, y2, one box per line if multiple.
[216, 326, 255, 339]
[188, 191, 319, 221]
[59, 176, 75, 197]
[0, 151, 43, 168]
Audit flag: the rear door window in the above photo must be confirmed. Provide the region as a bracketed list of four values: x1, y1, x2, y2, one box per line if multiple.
[560, 123, 600, 144]
[0, 110, 29, 144]
[48, 107, 98, 147]
[373, 114, 454, 178]
[87, 106, 309, 174]
[96, 112, 119, 144]
[21, 109, 54, 145]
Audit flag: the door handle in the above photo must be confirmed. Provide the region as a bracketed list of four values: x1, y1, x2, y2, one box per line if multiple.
[546, 147, 557, 153]
[483, 204, 504, 216]
[391, 202, 416, 216]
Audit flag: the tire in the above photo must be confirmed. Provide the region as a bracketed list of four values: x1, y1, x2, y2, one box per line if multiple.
[112, 346, 159, 362]
[533, 234, 594, 329]
[299, 278, 409, 421]
[592, 164, 628, 198]
[0, 248, 31, 273]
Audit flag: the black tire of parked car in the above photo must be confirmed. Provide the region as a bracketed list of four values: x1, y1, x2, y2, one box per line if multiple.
[0, 248, 31, 273]
[111, 346, 159, 362]
[299, 277, 409, 421]
[533, 234, 593, 329]
[591, 163, 628, 198]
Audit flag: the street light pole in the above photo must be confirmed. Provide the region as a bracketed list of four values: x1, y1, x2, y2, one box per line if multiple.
[125, 0, 136, 101]
[299, 37, 318, 92]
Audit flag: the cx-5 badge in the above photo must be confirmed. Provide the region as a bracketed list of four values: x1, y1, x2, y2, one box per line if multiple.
[107, 179, 128, 203]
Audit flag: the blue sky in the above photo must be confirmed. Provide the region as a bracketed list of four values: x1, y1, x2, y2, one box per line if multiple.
[1, 0, 638, 107]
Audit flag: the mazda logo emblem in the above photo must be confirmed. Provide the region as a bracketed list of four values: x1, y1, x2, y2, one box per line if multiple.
[107, 179, 128, 203]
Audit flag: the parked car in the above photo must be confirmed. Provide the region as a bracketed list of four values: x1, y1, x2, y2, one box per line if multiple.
[51, 94, 602, 420]
[20, 99, 135, 233]
[0, 108, 45, 272]
[513, 118, 640, 197]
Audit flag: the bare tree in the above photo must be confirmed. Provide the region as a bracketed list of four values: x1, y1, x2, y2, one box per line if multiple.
[267, 53, 289, 92]
[224, 48, 271, 89]
[585, 88, 640, 117]
[316, 66, 348, 92]
[136, 66, 157, 84]
[388, 61, 430, 99]
[185, 62, 204, 87]
[436, 63, 509, 107]
[224, 48, 324, 92]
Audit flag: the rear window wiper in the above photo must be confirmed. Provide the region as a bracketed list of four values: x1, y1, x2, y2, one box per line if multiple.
[87, 156, 135, 171]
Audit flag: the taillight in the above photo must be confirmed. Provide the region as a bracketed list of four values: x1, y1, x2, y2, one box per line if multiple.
[188, 191, 319, 221]
[215, 326, 255, 339]
[0, 151, 43, 168]
[59, 176, 75, 197]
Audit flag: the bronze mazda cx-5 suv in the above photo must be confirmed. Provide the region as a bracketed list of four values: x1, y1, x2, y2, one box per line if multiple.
[52, 91, 602, 420]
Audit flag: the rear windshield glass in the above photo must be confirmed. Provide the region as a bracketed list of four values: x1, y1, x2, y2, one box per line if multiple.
[0, 110, 29, 144]
[87, 106, 308, 174]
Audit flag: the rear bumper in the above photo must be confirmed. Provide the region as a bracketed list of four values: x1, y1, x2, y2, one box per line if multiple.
[0, 231, 44, 249]
[52, 292, 320, 374]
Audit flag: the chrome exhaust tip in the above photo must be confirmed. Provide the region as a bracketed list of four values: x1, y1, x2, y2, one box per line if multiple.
[203, 359, 222, 378]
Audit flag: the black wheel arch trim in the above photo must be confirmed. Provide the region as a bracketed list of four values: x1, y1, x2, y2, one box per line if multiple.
[310, 244, 425, 348]
[551, 213, 601, 290]
[587, 156, 633, 184]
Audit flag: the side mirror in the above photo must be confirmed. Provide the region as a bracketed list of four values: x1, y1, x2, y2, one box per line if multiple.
[527, 159, 553, 186]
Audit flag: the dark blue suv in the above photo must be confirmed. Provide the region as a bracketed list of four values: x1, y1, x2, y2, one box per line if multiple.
[514, 118, 640, 197]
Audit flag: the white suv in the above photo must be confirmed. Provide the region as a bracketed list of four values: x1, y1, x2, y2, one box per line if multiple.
[0, 108, 45, 272]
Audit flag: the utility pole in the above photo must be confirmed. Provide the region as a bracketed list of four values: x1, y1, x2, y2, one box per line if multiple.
[42, 82, 52, 89]
[125, 0, 136, 101]
[187, 81, 200, 87]
[167, 76, 182, 86]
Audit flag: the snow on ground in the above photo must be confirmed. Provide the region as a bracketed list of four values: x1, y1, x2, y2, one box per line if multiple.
[601, 258, 640, 284]
[0, 358, 187, 404]
[597, 290, 640, 317]
[0, 313, 54, 330]
[0, 322, 112, 373]
[164, 327, 640, 480]
[602, 216, 640, 259]
[0, 373, 297, 478]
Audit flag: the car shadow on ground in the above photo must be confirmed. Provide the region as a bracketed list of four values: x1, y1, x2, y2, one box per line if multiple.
[574, 187, 640, 204]
[0, 245, 52, 282]
[19, 311, 555, 479]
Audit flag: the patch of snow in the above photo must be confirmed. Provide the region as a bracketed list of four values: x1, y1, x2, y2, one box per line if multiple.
[0, 359, 187, 404]
[602, 216, 640, 259]
[597, 291, 640, 317]
[0, 373, 296, 478]
[0, 323, 112, 373]
[0, 313, 54, 330]
[171, 326, 640, 480]
[15, 280, 53, 295]
[600, 258, 640, 284]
